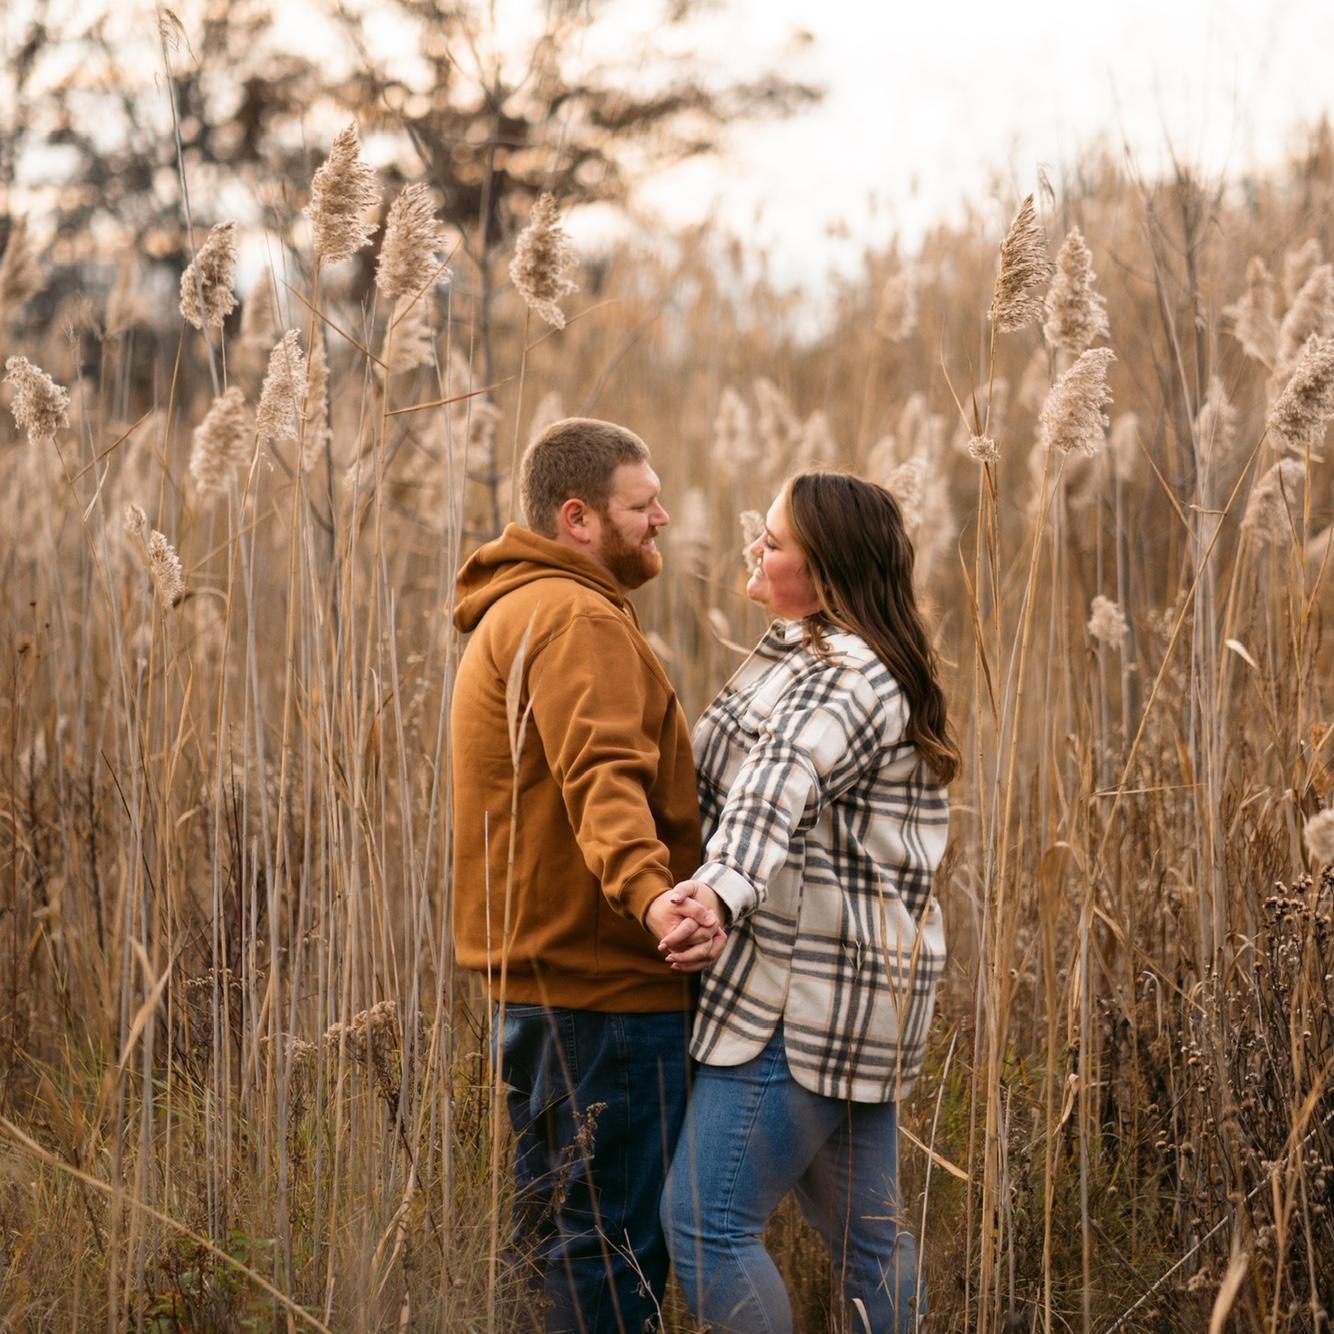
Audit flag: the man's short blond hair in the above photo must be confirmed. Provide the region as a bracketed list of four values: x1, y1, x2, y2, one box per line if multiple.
[519, 417, 650, 537]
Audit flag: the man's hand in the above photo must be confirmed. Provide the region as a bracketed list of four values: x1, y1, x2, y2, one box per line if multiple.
[645, 881, 728, 973]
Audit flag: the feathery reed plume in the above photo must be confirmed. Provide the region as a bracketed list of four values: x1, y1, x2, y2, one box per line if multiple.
[1283, 238, 1323, 306]
[383, 295, 435, 374]
[1043, 227, 1110, 352]
[1268, 335, 1334, 452]
[753, 376, 801, 465]
[1241, 458, 1305, 546]
[989, 194, 1053, 333]
[189, 387, 252, 493]
[795, 409, 838, 468]
[508, 192, 578, 329]
[306, 123, 381, 265]
[1274, 263, 1334, 375]
[179, 221, 239, 330]
[240, 277, 278, 348]
[967, 433, 1000, 463]
[739, 509, 764, 574]
[124, 504, 185, 610]
[1224, 257, 1280, 367]
[255, 330, 308, 450]
[4, 355, 70, 446]
[1038, 347, 1116, 455]
[527, 389, 565, 445]
[886, 457, 926, 528]
[875, 268, 918, 340]
[713, 386, 759, 473]
[377, 183, 450, 297]
[466, 400, 503, 474]
[1305, 808, 1334, 864]
[1087, 594, 1128, 648]
[0, 216, 43, 314]
[1195, 376, 1239, 469]
[301, 332, 330, 471]
[671, 487, 710, 573]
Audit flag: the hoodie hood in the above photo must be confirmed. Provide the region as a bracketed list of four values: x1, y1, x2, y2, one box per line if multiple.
[453, 523, 628, 632]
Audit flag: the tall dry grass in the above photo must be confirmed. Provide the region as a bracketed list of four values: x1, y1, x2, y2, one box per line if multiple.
[2, 114, 1333, 1331]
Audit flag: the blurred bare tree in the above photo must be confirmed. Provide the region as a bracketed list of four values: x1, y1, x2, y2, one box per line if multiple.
[2, 0, 820, 361]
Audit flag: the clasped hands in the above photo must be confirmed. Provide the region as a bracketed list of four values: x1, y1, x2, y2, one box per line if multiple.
[644, 881, 728, 973]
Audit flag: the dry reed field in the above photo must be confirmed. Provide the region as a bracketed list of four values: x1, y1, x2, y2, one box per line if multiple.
[2, 12, 1334, 1329]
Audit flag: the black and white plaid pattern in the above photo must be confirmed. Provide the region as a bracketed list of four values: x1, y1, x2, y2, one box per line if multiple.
[690, 620, 949, 1102]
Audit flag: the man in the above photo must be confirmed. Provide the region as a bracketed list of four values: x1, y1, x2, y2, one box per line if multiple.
[450, 417, 723, 1332]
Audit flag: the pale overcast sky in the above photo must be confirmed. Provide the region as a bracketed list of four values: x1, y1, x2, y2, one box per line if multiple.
[566, 0, 1334, 282]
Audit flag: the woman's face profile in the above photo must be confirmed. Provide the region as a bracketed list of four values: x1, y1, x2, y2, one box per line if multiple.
[746, 490, 820, 620]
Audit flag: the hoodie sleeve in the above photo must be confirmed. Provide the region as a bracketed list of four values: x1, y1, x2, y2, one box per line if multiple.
[525, 611, 677, 926]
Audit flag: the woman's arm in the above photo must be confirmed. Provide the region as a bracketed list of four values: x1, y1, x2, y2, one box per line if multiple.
[692, 657, 903, 924]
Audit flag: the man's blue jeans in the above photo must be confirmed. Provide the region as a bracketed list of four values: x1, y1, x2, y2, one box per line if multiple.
[495, 1003, 690, 1333]
[662, 1028, 924, 1333]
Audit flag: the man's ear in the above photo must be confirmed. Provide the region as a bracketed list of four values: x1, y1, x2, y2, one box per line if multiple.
[557, 496, 594, 545]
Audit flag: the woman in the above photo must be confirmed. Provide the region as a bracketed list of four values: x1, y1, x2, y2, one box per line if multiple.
[658, 470, 958, 1333]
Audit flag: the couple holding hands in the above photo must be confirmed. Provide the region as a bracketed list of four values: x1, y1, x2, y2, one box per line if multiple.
[451, 417, 957, 1333]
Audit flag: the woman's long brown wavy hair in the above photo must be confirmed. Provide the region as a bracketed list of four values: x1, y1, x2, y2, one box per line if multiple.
[786, 470, 960, 785]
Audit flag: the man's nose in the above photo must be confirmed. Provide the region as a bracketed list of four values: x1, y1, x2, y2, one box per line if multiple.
[653, 502, 670, 527]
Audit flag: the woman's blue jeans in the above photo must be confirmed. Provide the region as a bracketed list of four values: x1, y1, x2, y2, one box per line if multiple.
[495, 1003, 690, 1333]
[662, 1028, 924, 1333]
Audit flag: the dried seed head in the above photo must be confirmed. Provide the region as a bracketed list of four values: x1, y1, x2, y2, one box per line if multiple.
[376, 183, 450, 298]
[875, 268, 918, 341]
[739, 509, 764, 574]
[106, 259, 153, 338]
[1304, 807, 1334, 865]
[527, 389, 565, 446]
[306, 123, 381, 265]
[189, 387, 252, 493]
[256, 331, 308, 451]
[0, 216, 43, 314]
[179, 221, 238, 330]
[1268, 335, 1334, 452]
[753, 376, 801, 467]
[989, 194, 1054, 333]
[508, 192, 578, 329]
[124, 504, 185, 610]
[1241, 458, 1305, 546]
[146, 530, 185, 610]
[1224, 257, 1279, 368]
[4, 355, 70, 446]
[301, 332, 330, 472]
[124, 503, 149, 543]
[383, 294, 435, 375]
[713, 386, 759, 474]
[795, 409, 838, 469]
[1087, 594, 1129, 649]
[967, 433, 1000, 464]
[1283, 238, 1323, 306]
[1195, 376, 1239, 471]
[1043, 227, 1109, 352]
[886, 457, 926, 528]
[1038, 347, 1116, 455]
[671, 487, 710, 572]
[1275, 263, 1334, 376]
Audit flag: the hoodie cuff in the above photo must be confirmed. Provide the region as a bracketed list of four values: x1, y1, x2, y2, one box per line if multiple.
[692, 861, 758, 924]
[619, 871, 674, 928]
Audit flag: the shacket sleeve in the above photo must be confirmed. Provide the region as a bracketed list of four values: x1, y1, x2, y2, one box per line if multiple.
[693, 659, 899, 924]
[525, 612, 677, 926]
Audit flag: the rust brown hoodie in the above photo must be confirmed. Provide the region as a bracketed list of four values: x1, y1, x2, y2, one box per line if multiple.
[450, 524, 701, 1012]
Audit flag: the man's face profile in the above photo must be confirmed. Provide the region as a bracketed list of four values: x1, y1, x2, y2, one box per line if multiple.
[589, 462, 669, 590]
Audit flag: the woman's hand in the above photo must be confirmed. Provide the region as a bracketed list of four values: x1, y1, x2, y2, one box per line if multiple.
[645, 882, 728, 972]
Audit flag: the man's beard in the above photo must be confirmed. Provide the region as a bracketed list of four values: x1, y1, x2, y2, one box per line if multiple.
[596, 520, 663, 590]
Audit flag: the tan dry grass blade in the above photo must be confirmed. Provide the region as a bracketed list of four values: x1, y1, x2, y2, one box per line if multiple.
[0, 1118, 332, 1333]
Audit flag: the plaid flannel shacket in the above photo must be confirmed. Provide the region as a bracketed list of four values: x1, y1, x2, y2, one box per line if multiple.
[690, 620, 949, 1103]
